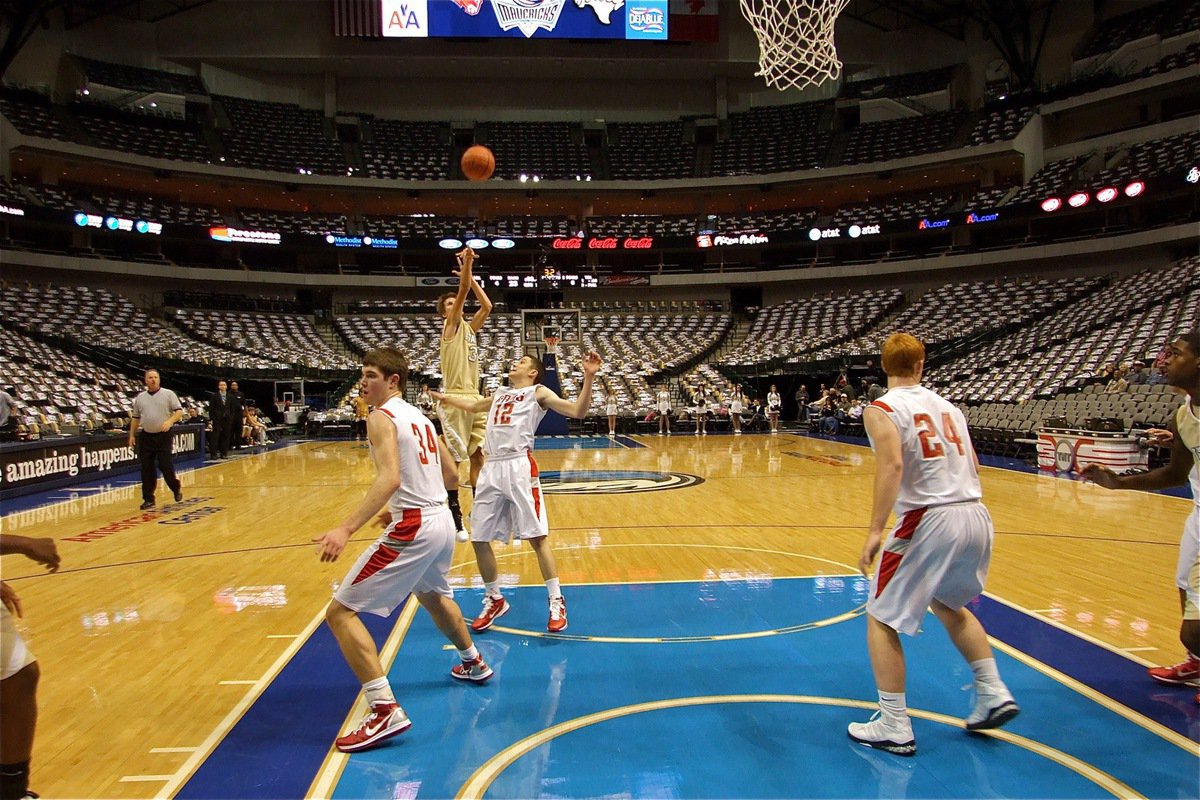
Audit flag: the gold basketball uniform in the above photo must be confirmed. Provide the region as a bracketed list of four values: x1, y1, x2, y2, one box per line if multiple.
[438, 318, 486, 462]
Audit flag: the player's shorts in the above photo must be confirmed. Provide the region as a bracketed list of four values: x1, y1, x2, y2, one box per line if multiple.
[333, 506, 455, 617]
[470, 451, 549, 543]
[1179, 509, 1199, 621]
[867, 500, 994, 636]
[1, 604, 36, 680]
[438, 396, 486, 463]
[657, 403, 670, 414]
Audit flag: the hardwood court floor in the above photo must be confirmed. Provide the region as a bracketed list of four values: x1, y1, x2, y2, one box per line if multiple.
[0, 432, 1193, 798]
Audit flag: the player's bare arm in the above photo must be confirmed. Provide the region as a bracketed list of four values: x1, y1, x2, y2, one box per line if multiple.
[444, 247, 476, 339]
[467, 273, 493, 333]
[1081, 420, 1193, 491]
[431, 391, 492, 414]
[1, 581, 21, 617]
[537, 351, 601, 419]
[861, 406, 904, 576]
[313, 411, 402, 562]
[0, 534, 61, 572]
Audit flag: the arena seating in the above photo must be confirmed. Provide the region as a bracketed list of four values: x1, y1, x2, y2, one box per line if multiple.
[1083, 129, 1200, 191]
[239, 209, 350, 236]
[840, 110, 969, 166]
[216, 95, 347, 176]
[722, 288, 904, 369]
[609, 121, 694, 180]
[710, 102, 833, 177]
[968, 105, 1036, 145]
[587, 215, 697, 238]
[73, 103, 212, 163]
[362, 215, 478, 239]
[493, 216, 574, 238]
[482, 122, 591, 180]
[359, 117, 449, 181]
[807, 275, 1102, 362]
[1077, 0, 1176, 59]
[1007, 155, 1091, 205]
[74, 56, 206, 96]
[0, 284, 285, 370]
[840, 66, 955, 100]
[171, 309, 357, 371]
[1, 326, 205, 438]
[926, 257, 1200, 404]
[92, 190, 224, 227]
[831, 192, 954, 227]
[705, 207, 820, 235]
[0, 88, 73, 141]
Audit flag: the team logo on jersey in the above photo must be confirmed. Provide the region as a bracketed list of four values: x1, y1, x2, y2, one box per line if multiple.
[540, 470, 703, 494]
[491, 0, 566, 37]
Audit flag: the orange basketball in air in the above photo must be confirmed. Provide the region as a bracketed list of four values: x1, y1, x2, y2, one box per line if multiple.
[461, 145, 496, 181]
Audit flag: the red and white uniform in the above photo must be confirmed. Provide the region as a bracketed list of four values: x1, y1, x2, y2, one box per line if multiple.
[471, 386, 550, 542]
[334, 396, 455, 616]
[866, 385, 993, 635]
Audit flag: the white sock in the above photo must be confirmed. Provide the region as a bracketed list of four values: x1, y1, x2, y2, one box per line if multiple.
[545, 578, 561, 599]
[363, 676, 395, 707]
[969, 658, 1004, 691]
[878, 690, 908, 725]
[457, 645, 479, 662]
[484, 580, 502, 598]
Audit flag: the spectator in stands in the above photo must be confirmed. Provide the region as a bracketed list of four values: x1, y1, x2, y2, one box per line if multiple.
[245, 406, 270, 446]
[0, 533, 60, 800]
[0, 386, 17, 443]
[656, 387, 672, 435]
[730, 389, 744, 435]
[1104, 366, 1129, 394]
[353, 392, 369, 440]
[1150, 365, 1170, 386]
[416, 384, 435, 418]
[206, 379, 232, 459]
[819, 391, 840, 435]
[228, 381, 245, 450]
[795, 385, 810, 422]
[867, 380, 887, 403]
[1127, 362, 1149, 386]
[129, 368, 184, 510]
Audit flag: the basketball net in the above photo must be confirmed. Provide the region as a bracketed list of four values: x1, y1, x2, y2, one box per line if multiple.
[739, 0, 850, 92]
[543, 336, 559, 356]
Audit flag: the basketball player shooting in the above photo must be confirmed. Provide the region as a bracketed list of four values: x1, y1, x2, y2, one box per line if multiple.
[434, 350, 602, 634]
[436, 247, 492, 541]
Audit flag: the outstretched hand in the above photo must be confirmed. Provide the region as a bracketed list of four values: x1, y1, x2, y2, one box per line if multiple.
[454, 247, 476, 278]
[581, 350, 602, 376]
[23, 537, 61, 572]
[1079, 463, 1121, 489]
[313, 526, 351, 562]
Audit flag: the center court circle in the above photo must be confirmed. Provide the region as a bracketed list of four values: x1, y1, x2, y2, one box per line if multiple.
[462, 544, 867, 643]
[457, 695, 1138, 800]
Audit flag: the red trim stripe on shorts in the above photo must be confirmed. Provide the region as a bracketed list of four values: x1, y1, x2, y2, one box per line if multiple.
[351, 544, 400, 586]
[387, 508, 422, 543]
[874, 507, 927, 598]
[528, 451, 541, 518]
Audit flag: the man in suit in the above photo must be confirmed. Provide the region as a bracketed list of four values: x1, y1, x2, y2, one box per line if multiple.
[228, 381, 245, 450]
[207, 379, 230, 459]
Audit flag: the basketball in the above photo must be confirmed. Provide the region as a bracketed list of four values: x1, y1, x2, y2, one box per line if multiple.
[461, 145, 495, 181]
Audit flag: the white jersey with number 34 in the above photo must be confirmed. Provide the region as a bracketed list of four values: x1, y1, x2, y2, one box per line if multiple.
[484, 386, 548, 458]
[868, 385, 982, 514]
[376, 396, 448, 514]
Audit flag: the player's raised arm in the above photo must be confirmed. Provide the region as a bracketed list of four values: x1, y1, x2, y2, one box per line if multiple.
[432, 390, 492, 414]
[537, 351, 601, 420]
[467, 273, 493, 333]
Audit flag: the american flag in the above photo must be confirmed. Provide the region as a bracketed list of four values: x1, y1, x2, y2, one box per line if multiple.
[333, 0, 382, 37]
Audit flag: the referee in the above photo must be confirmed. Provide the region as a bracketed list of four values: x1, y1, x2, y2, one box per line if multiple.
[128, 368, 184, 510]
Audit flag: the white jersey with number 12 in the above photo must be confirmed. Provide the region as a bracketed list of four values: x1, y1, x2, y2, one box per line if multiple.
[484, 386, 547, 458]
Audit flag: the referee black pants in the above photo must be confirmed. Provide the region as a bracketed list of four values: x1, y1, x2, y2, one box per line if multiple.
[139, 430, 180, 504]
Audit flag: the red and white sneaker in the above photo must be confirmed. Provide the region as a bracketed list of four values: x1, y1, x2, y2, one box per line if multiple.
[1148, 655, 1200, 687]
[471, 595, 509, 632]
[548, 595, 567, 633]
[335, 702, 411, 753]
[451, 656, 494, 682]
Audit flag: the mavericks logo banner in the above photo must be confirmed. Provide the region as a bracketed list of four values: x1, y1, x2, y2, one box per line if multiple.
[540, 470, 703, 494]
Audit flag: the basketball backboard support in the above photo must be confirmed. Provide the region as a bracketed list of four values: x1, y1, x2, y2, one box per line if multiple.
[521, 309, 581, 348]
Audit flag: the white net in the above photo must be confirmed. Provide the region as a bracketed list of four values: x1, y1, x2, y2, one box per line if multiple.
[739, 0, 851, 92]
